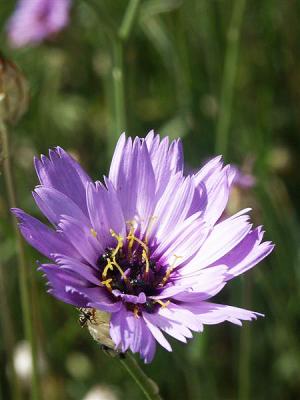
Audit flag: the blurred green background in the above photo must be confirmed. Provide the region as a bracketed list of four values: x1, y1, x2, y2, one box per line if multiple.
[1, 0, 300, 399]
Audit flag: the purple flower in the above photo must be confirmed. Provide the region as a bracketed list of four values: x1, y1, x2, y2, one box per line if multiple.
[7, 0, 71, 48]
[230, 164, 256, 190]
[12, 132, 274, 363]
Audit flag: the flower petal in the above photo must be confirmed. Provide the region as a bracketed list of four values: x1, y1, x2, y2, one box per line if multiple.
[212, 227, 275, 279]
[182, 211, 252, 274]
[109, 135, 156, 230]
[184, 301, 263, 326]
[145, 130, 184, 196]
[34, 147, 91, 216]
[150, 174, 196, 243]
[58, 215, 102, 267]
[33, 186, 90, 226]
[143, 314, 172, 351]
[11, 208, 76, 260]
[86, 180, 126, 249]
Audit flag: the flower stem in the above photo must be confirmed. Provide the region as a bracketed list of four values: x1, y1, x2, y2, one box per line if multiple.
[0, 121, 41, 400]
[215, 0, 247, 159]
[109, 0, 141, 156]
[0, 264, 22, 400]
[119, 354, 162, 400]
[119, 0, 141, 41]
[238, 276, 252, 400]
[112, 40, 126, 142]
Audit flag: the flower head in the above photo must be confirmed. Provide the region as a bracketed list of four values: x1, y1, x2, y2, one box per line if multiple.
[7, 0, 71, 48]
[12, 132, 274, 363]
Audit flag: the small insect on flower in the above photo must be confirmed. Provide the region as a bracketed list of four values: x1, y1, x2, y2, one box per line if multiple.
[12, 131, 274, 363]
[78, 308, 95, 328]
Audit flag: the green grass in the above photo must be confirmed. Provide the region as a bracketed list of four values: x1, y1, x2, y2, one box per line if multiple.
[1, 0, 300, 399]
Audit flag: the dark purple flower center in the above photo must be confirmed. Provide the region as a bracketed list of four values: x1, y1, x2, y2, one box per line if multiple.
[96, 227, 171, 315]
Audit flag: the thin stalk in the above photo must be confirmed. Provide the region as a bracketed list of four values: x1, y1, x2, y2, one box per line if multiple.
[215, 0, 247, 158]
[109, 0, 141, 156]
[0, 265, 22, 400]
[0, 121, 41, 400]
[119, 0, 141, 41]
[112, 40, 126, 144]
[119, 354, 162, 400]
[238, 277, 251, 400]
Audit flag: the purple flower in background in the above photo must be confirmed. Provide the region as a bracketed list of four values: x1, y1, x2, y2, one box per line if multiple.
[12, 132, 274, 363]
[7, 0, 71, 48]
[230, 164, 256, 190]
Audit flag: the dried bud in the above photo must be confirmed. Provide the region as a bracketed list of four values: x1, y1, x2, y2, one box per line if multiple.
[80, 308, 119, 355]
[0, 54, 29, 124]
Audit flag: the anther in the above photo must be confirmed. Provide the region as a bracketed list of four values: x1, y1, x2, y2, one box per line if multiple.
[102, 260, 114, 278]
[134, 306, 140, 318]
[110, 229, 123, 257]
[162, 255, 183, 285]
[142, 249, 150, 274]
[155, 299, 170, 308]
[90, 228, 97, 238]
[101, 278, 113, 291]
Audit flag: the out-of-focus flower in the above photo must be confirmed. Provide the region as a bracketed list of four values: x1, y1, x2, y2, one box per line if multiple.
[7, 0, 71, 48]
[83, 385, 119, 400]
[12, 131, 274, 363]
[13, 341, 32, 382]
[13, 341, 45, 383]
[230, 164, 256, 190]
[0, 54, 28, 123]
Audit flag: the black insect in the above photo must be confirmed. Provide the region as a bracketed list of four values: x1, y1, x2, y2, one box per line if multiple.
[78, 308, 94, 328]
[143, 300, 157, 313]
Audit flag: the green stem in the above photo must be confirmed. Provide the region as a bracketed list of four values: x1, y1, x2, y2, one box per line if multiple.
[109, 0, 141, 156]
[119, 0, 141, 41]
[0, 265, 22, 400]
[112, 40, 126, 143]
[0, 121, 41, 400]
[119, 354, 162, 400]
[215, 0, 247, 158]
[238, 277, 251, 400]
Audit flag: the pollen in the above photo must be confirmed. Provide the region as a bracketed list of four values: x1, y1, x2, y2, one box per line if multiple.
[101, 278, 113, 291]
[101, 230, 127, 282]
[155, 299, 170, 308]
[162, 254, 183, 285]
[134, 306, 140, 318]
[90, 228, 97, 237]
[109, 229, 123, 257]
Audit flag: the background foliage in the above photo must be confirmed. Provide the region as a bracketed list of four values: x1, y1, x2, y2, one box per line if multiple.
[1, 1, 300, 399]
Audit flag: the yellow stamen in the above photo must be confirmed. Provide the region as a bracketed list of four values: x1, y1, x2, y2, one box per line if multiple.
[110, 229, 123, 257]
[126, 221, 150, 274]
[134, 306, 140, 318]
[127, 230, 149, 256]
[102, 259, 114, 278]
[90, 228, 97, 238]
[126, 221, 136, 256]
[162, 255, 183, 285]
[101, 278, 113, 291]
[155, 299, 170, 308]
[142, 249, 150, 273]
[102, 257, 127, 281]
[111, 256, 127, 280]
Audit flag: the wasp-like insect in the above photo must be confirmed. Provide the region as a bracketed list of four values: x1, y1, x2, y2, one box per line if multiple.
[78, 308, 95, 328]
